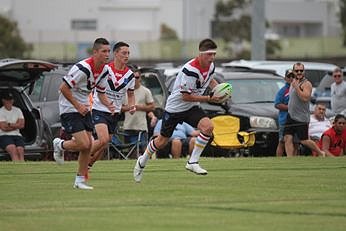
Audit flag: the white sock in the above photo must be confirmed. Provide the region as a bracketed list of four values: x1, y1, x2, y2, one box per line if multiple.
[75, 175, 85, 184]
[139, 140, 158, 167]
[188, 133, 210, 163]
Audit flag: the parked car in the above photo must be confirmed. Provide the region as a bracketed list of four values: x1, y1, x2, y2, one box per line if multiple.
[27, 64, 70, 138]
[311, 69, 346, 109]
[0, 59, 57, 160]
[138, 66, 169, 116]
[221, 60, 339, 89]
[201, 71, 286, 156]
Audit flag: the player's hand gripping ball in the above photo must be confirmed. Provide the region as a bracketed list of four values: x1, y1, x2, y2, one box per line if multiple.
[211, 82, 233, 103]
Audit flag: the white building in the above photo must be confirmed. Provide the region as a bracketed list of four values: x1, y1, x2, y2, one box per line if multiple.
[1, 0, 340, 42]
[0, 0, 341, 59]
[0, 0, 216, 43]
[266, 0, 341, 37]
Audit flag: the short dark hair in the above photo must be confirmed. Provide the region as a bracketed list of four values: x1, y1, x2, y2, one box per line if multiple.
[333, 67, 342, 74]
[285, 69, 294, 78]
[199, 38, 217, 52]
[113, 41, 129, 52]
[2, 91, 14, 100]
[314, 102, 326, 110]
[334, 114, 346, 123]
[128, 64, 140, 73]
[92, 38, 109, 50]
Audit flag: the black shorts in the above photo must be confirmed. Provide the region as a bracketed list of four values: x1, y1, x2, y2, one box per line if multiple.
[60, 112, 93, 134]
[160, 106, 206, 138]
[92, 109, 120, 134]
[0, 135, 25, 149]
[283, 113, 309, 141]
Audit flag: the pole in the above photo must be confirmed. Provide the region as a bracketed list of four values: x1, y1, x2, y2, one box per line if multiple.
[251, 0, 266, 60]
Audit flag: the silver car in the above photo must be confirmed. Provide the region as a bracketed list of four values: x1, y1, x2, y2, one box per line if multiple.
[0, 59, 56, 160]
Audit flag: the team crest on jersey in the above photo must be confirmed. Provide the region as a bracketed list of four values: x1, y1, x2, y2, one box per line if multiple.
[115, 72, 123, 80]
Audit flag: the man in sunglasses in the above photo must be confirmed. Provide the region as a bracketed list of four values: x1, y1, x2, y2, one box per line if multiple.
[284, 62, 325, 157]
[331, 67, 346, 114]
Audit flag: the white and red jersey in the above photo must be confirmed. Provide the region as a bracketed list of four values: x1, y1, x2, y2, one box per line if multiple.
[92, 62, 135, 113]
[59, 57, 108, 114]
[165, 58, 215, 113]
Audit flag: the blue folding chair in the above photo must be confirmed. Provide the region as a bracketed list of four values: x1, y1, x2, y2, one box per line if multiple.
[107, 128, 145, 160]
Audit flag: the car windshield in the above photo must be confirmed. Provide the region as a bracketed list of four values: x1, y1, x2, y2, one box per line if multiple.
[140, 73, 164, 108]
[226, 78, 285, 104]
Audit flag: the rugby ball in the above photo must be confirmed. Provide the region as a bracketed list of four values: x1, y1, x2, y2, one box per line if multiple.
[211, 82, 233, 103]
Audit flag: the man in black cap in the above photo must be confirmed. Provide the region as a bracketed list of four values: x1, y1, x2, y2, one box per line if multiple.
[0, 92, 25, 161]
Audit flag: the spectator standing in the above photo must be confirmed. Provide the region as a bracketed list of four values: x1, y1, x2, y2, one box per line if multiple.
[52, 38, 115, 190]
[309, 103, 331, 141]
[274, 70, 294, 156]
[153, 119, 199, 159]
[331, 67, 346, 114]
[284, 62, 325, 157]
[318, 114, 345, 157]
[0, 92, 25, 161]
[133, 38, 225, 183]
[88, 41, 136, 167]
[122, 66, 157, 157]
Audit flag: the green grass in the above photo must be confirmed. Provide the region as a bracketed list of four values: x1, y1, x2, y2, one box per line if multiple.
[0, 157, 346, 231]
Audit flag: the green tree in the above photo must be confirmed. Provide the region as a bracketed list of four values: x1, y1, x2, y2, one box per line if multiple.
[0, 14, 32, 58]
[212, 0, 281, 58]
[160, 23, 178, 40]
[339, 0, 346, 46]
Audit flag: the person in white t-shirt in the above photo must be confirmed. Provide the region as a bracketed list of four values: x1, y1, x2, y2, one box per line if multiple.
[88, 41, 136, 167]
[309, 103, 331, 141]
[52, 38, 115, 190]
[133, 38, 225, 182]
[0, 92, 25, 161]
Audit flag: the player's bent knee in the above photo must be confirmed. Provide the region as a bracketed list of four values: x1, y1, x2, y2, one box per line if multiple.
[198, 118, 214, 135]
[98, 137, 109, 146]
[200, 124, 213, 136]
[79, 140, 92, 151]
[155, 136, 169, 149]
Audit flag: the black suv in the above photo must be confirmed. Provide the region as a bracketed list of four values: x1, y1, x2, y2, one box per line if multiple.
[201, 71, 285, 156]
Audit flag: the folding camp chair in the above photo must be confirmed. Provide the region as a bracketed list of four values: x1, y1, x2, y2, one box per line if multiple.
[210, 115, 255, 156]
[107, 128, 145, 160]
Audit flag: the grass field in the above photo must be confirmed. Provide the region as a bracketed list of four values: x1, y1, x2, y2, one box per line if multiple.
[0, 157, 346, 231]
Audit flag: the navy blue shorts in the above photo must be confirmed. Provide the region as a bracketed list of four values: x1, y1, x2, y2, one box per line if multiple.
[160, 106, 206, 138]
[60, 112, 93, 134]
[0, 135, 25, 149]
[92, 109, 120, 134]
